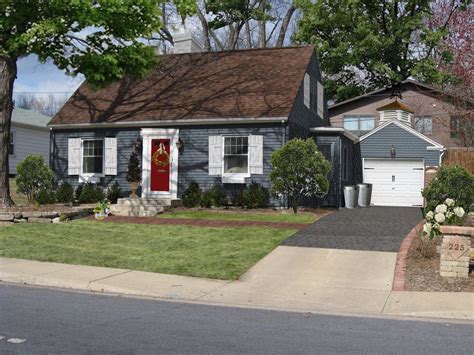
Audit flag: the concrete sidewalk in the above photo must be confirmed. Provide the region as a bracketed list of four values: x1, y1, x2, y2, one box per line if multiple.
[1, 250, 473, 321]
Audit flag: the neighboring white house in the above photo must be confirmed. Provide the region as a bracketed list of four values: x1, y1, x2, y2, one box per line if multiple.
[9, 108, 50, 175]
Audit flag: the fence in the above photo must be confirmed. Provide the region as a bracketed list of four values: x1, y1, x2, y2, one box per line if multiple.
[443, 147, 474, 173]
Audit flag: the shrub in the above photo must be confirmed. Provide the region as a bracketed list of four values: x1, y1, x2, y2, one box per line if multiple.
[270, 138, 331, 213]
[182, 182, 202, 208]
[106, 182, 123, 204]
[242, 182, 270, 208]
[422, 165, 474, 213]
[15, 154, 54, 202]
[74, 183, 84, 201]
[126, 149, 141, 183]
[56, 182, 74, 203]
[78, 182, 105, 204]
[231, 190, 245, 207]
[413, 228, 437, 258]
[200, 185, 227, 208]
[35, 189, 56, 205]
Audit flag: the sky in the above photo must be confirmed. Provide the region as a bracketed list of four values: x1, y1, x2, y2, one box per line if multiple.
[14, 55, 84, 100]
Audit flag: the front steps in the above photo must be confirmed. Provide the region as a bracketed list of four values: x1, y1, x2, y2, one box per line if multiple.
[109, 198, 182, 217]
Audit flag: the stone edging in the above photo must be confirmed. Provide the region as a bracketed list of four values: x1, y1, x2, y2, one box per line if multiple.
[392, 220, 424, 291]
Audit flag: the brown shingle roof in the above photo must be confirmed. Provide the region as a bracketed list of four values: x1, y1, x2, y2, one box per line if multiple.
[50, 46, 315, 126]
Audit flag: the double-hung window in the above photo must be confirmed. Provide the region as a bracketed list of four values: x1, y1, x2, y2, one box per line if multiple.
[223, 136, 248, 174]
[414, 116, 433, 135]
[8, 131, 14, 156]
[343, 115, 375, 136]
[82, 139, 104, 175]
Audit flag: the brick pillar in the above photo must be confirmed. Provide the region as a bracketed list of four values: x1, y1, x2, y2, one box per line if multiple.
[439, 226, 473, 278]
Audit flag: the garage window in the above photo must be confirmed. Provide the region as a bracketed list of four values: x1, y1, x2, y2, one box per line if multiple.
[343, 115, 375, 136]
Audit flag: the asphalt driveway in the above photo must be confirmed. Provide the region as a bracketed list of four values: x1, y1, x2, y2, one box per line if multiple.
[283, 207, 423, 252]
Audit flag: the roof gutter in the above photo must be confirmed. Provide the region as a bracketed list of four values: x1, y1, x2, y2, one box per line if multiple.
[309, 126, 359, 143]
[48, 116, 289, 130]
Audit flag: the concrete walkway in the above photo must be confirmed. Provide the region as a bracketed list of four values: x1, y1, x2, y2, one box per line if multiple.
[1, 249, 473, 321]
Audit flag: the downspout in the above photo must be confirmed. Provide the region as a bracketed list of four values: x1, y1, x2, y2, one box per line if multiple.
[281, 119, 289, 209]
[49, 128, 54, 169]
[439, 148, 446, 166]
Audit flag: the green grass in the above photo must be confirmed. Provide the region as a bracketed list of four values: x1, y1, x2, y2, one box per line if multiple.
[0, 221, 295, 280]
[158, 210, 318, 224]
[9, 177, 29, 205]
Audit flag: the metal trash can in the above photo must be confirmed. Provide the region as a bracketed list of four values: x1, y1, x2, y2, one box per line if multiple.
[344, 185, 359, 209]
[357, 183, 373, 207]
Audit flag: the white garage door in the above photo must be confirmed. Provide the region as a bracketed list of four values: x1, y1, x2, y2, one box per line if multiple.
[363, 159, 424, 207]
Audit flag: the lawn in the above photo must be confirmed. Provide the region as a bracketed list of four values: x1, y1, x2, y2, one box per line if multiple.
[157, 210, 319, 224]
[9, 177, 29, 205]
[0, 221, 295, 280]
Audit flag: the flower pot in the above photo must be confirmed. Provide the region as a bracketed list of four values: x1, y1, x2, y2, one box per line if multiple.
[129, 182, 140, 198]
[94, 212, 108, 220]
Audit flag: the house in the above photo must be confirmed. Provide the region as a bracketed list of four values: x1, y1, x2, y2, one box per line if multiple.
[328, 80, 474, 207]
[9, 108, 51, 175]
[48, 37, 330, 208]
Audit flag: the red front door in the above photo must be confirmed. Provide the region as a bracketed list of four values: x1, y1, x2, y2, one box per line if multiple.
[150, 138, 170, 192]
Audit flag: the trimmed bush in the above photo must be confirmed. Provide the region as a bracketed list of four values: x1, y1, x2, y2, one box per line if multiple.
[242, 182, 270, 208]
[182, 182, 202, 208]
[106, 182, 123, 204]
[35, 189, 56, 205]
[200, 184, 227, 208]
[78, 182, 105, 204]
[15, 154, 54, 202]
[231, 190, 245, 207]
[422, 165, 474, 213]
[56, 182, 74, 203]
[74, 183, 84, 201]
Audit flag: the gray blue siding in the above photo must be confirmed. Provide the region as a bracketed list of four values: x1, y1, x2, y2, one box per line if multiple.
[288, 52, 329, 139]
[51, 123, 285, 205]
[360, 123, 441, 166]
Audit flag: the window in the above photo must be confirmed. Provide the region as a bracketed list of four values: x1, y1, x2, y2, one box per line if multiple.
[8, 131, 14, 156]
[303, 73, 310, 108]
[317, 81, 324, 119]
[341, 146, 349, 181]
[414, 116, 433, 134]
[82, 139, 104, 174]
[223, 136, 248, 174]
[343, 115, 375, 136]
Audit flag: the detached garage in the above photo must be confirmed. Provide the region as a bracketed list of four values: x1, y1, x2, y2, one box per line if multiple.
[359, 119, 444, 207]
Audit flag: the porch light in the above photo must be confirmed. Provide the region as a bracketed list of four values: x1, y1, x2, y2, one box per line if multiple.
[176, 137, 184, 153]
[390, 145, 396, 158]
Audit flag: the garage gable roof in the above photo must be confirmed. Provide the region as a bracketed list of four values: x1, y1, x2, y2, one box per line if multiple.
[359, 119, 444, 149]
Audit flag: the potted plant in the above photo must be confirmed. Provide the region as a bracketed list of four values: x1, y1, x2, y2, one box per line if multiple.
[93, 200, 110, 220]
[126, 148, 141, 198]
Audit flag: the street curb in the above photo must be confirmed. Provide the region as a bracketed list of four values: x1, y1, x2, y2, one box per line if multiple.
[392, 220, 424, 291]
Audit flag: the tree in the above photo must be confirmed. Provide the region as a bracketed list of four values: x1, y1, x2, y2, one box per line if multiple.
[14, 93, 68, 117]
[270, 138, 331, 213]
[295, 0, 468, 102]
[0, 0, 195, 207]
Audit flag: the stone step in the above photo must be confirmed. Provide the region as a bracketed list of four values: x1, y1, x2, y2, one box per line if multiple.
[109, 208, 162, 217]
[110, 204, 165, 213]
[117, 198, 181, 208]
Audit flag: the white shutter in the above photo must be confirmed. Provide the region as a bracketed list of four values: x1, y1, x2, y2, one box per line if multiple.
[317, 81, 324, 119]
[303, 73, 310, 108]
[104, 137, 117, 175]
[68, 138, 81, 175]
[249, 135, 263, 174]
[208, 136, 222, 175]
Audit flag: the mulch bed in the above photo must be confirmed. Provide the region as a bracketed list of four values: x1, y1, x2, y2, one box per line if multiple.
[405, 243, 474, 293]
[91, 215, 310, 230]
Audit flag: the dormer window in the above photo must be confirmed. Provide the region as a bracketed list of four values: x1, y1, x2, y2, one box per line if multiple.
[376, 100, 415, 126]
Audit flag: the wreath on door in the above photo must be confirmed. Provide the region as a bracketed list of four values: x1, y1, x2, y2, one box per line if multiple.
[152, 142, 170, 167]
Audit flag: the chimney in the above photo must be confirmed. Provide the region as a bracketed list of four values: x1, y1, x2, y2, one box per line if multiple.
[172, 31, 204, 54]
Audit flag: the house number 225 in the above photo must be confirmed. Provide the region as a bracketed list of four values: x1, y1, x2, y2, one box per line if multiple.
[448, 243, 465, 251]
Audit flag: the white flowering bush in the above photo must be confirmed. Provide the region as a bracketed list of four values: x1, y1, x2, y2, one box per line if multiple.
[423, 198, 465, 239]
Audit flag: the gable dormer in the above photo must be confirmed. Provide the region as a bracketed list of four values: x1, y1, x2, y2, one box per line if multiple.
[376, 100, 415, 126]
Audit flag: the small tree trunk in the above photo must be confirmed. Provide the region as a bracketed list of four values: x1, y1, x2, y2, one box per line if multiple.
[276, 6, 296, 48]
[291, 195, 299, 214]
[0, 55, 16, 207]
[258, 0, 267, 48]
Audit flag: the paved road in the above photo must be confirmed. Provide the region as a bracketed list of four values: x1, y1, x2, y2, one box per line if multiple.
[284, 207, 423, 251]
[1, 284, 472, 354]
